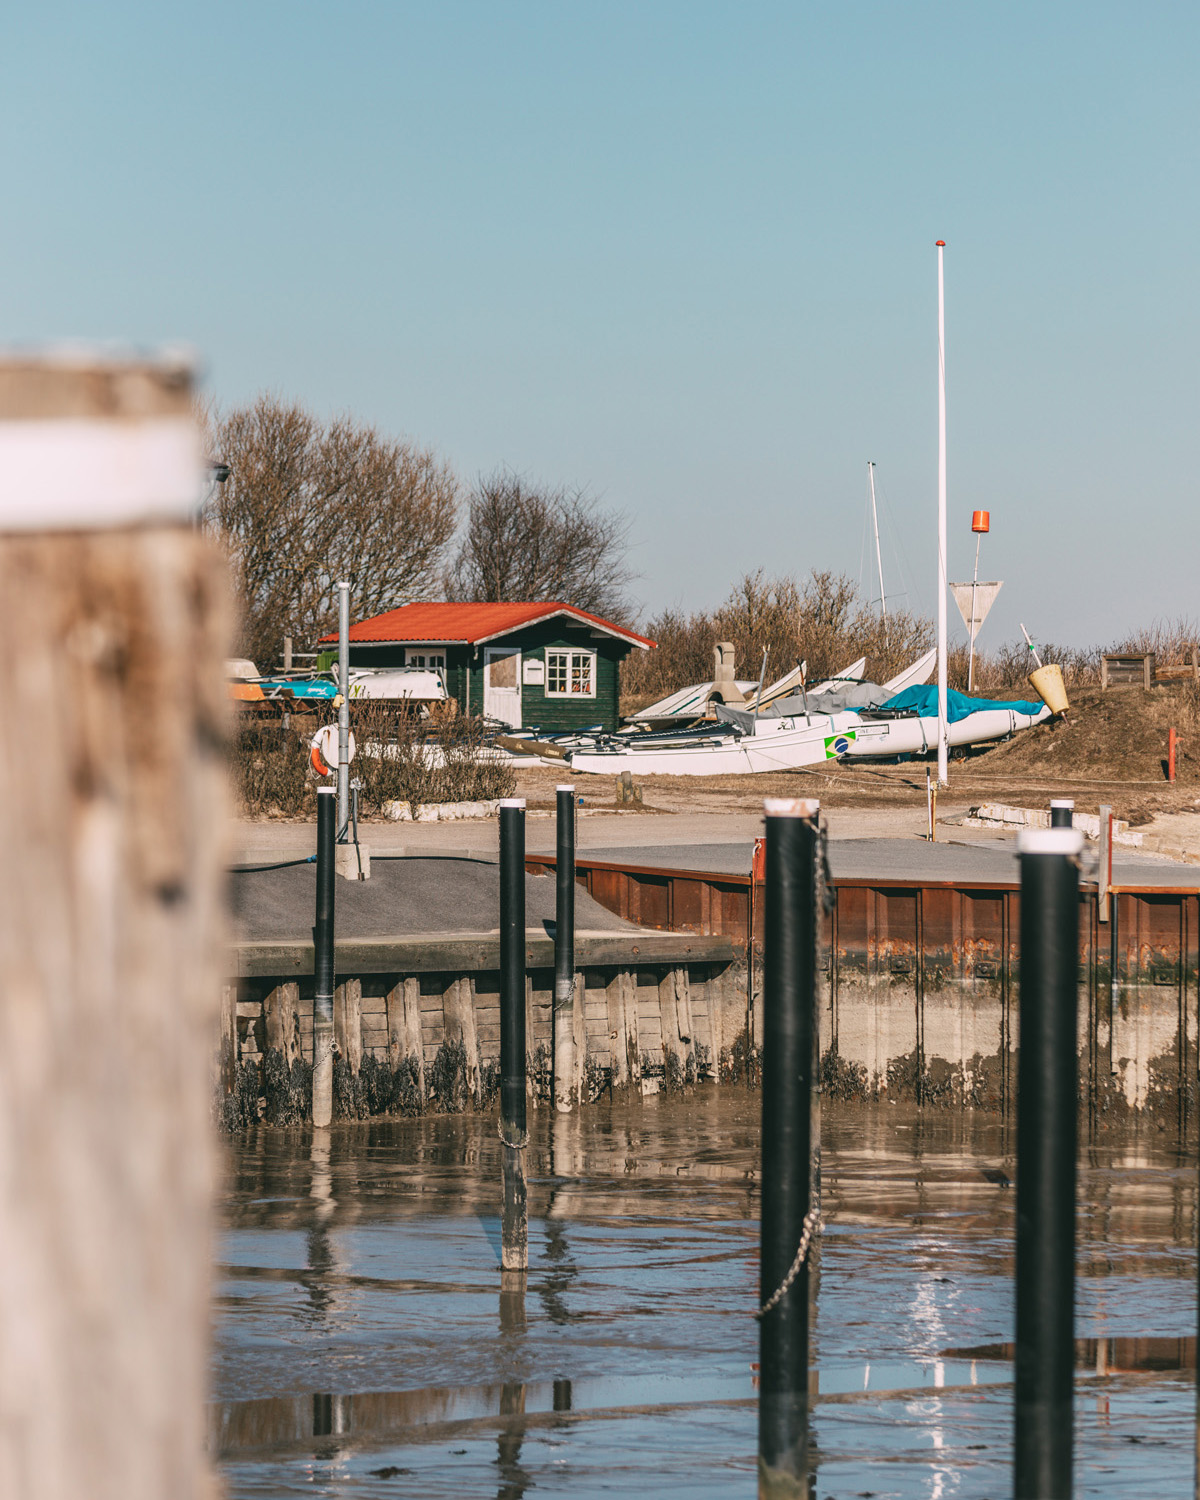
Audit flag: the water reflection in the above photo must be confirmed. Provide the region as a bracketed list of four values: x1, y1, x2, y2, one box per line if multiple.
[214, 1100, 1198, 1496]
[495, 1382, 529, 1500]
[499, 1269, 527, 1335]
[300, 1128, 336, 1320]
[943, 1336, 1197, 1373]
[541, 1113, 580, 1326]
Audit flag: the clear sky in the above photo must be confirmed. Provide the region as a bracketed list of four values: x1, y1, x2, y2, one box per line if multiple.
[6, 2, 1196, 648]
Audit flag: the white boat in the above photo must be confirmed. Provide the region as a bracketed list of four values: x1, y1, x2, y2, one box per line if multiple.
[760, 656, 867, 705]
[566, 671, 1049, 777]
[878, 647, 936, 696]
[626, 653, 870, 727]
[567, 705, 864, 777]
[342, 667, 447, 701]
[626, 677, 758, 724]
[843, 688, 1049, 760]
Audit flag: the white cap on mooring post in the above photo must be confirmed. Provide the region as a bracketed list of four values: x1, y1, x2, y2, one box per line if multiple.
[556, 784, 576, 792]
[1050, 798, 1075, 810]
[1017, 827, 1084, 856]
[499, 798, 527, 809]
[0, 351, 202, 530]
[764, 797, 820, 818]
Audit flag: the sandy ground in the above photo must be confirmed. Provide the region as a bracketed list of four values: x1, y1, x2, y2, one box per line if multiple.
[231, 756, 1200, 871]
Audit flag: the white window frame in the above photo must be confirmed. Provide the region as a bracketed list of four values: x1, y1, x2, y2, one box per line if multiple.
[545, 649, 596, 699]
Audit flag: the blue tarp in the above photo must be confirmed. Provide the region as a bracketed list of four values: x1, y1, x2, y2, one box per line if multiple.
[257, 676, 338, 700]
[877, 686, 1045, 722]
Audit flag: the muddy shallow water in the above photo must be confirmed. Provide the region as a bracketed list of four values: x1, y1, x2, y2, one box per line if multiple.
[213, 1097, 1198, 1497]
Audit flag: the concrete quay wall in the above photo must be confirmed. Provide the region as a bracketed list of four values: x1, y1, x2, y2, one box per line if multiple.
[216, 886, 1200, 1138]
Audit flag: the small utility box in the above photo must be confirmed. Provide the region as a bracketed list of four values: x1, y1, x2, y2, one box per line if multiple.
[1101, 652, 1155, 689]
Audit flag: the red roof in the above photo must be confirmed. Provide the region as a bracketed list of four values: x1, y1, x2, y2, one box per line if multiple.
[319, 601, 655, 650]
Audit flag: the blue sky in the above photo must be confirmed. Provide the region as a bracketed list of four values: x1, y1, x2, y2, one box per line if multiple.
[6, 2, 1196, 647]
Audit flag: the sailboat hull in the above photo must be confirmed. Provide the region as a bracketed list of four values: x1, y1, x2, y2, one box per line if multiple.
[568, 712, 861, 776]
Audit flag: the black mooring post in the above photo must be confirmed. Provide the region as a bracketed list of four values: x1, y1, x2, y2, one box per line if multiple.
[554, 784, 576, 1112]
[499, 798, 528, 1273]
[312, 786, 336, 1128]
[758, 797, 821, 1496]
[1050, 798, 1074, 829]
[1014, 826, 1083, 1500]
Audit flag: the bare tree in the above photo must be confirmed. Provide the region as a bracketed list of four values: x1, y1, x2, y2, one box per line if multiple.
[203, 395, 458, 667]
[446, 469, 634, 619]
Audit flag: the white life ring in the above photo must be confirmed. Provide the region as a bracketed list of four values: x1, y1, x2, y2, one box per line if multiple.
[310, 723, 356, 777]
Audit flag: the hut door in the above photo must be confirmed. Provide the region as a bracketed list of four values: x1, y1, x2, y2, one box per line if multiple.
[484, 647, 522, 727]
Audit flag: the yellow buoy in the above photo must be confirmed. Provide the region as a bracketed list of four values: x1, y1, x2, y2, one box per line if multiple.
[1029, 663, 1069, 715]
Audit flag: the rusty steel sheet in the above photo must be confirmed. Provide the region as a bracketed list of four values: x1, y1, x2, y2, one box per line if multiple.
[526, 853, 1200, 1127]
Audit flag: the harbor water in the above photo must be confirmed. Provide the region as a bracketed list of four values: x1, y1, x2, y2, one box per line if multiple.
[213, 1096, 1197, 1497]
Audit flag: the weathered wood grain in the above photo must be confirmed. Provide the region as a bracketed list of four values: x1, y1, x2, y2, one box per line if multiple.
[0, 507, 226, 1497]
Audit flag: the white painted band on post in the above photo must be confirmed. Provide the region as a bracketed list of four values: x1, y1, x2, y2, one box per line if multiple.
[499, 798, 527, 809]
[1050, 798, 1075, 810]
[0, 417, 202, 529]
[556, 784, 576, 792]
[763, 797, 820, 819]
[1017, 828, 1085, 855]
[316, 786, 336, 795]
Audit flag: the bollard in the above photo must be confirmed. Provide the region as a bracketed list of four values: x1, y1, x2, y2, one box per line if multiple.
[758, 797, 821, 1496]
[1014, 826, 1083, 1500]
[0, 354, 225, 1498]
[499, 798, 528, 1273]
[554, 784, 577, 1112]
[1169, 726, 1178, 783]
[312, 787, 336, 1128]
[1049, 798, 1074, 828]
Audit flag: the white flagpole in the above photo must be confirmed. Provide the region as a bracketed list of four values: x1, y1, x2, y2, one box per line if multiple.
[936, 240, 949, 786]
[868, 460, 887, 620]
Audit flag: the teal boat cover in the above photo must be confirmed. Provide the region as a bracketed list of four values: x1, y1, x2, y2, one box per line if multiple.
[877, 686, 1044, 722]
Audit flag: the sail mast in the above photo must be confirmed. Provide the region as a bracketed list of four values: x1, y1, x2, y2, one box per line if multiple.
[936, 240, 949, 787]
[868, 460, 887, 620]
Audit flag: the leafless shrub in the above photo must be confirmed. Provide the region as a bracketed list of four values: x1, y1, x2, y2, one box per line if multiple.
[230, 706, 516, 819]
[202, 395, 459, 669]
[229, 722, 314, 817]
[959, 639, 1101, 692]
[1107, 615, 1200, 665]
[621, 570, 933, 700]
[350, 703, 516, 817]
[445, 469, 635, 620]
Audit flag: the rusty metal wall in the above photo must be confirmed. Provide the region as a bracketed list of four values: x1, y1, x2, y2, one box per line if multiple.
[526, 855, 1200, 1131]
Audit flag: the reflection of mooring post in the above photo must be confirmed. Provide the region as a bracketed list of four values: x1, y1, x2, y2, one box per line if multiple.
[500, 798, 529, 1272]
[1014, 826, 1082, 1500]
[554, 784, 576, 1112]
[312, 787, 336, 1127]
[758, 797, 821, 1495]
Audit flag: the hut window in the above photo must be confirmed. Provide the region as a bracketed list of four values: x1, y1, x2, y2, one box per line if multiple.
[546, 650, 595, 697]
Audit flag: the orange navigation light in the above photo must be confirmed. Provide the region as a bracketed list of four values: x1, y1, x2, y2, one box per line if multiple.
[971, 510, 990, 534]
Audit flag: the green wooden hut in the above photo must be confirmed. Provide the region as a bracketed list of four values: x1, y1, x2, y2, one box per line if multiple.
[318, 602, 654, 733]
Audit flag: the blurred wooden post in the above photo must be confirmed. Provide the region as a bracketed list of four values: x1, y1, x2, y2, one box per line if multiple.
[0, 356, 226, 1499]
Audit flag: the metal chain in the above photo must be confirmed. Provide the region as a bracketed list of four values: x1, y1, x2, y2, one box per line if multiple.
[755, 1206, 821, 1320]
[497, 1121, 528, 1150]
